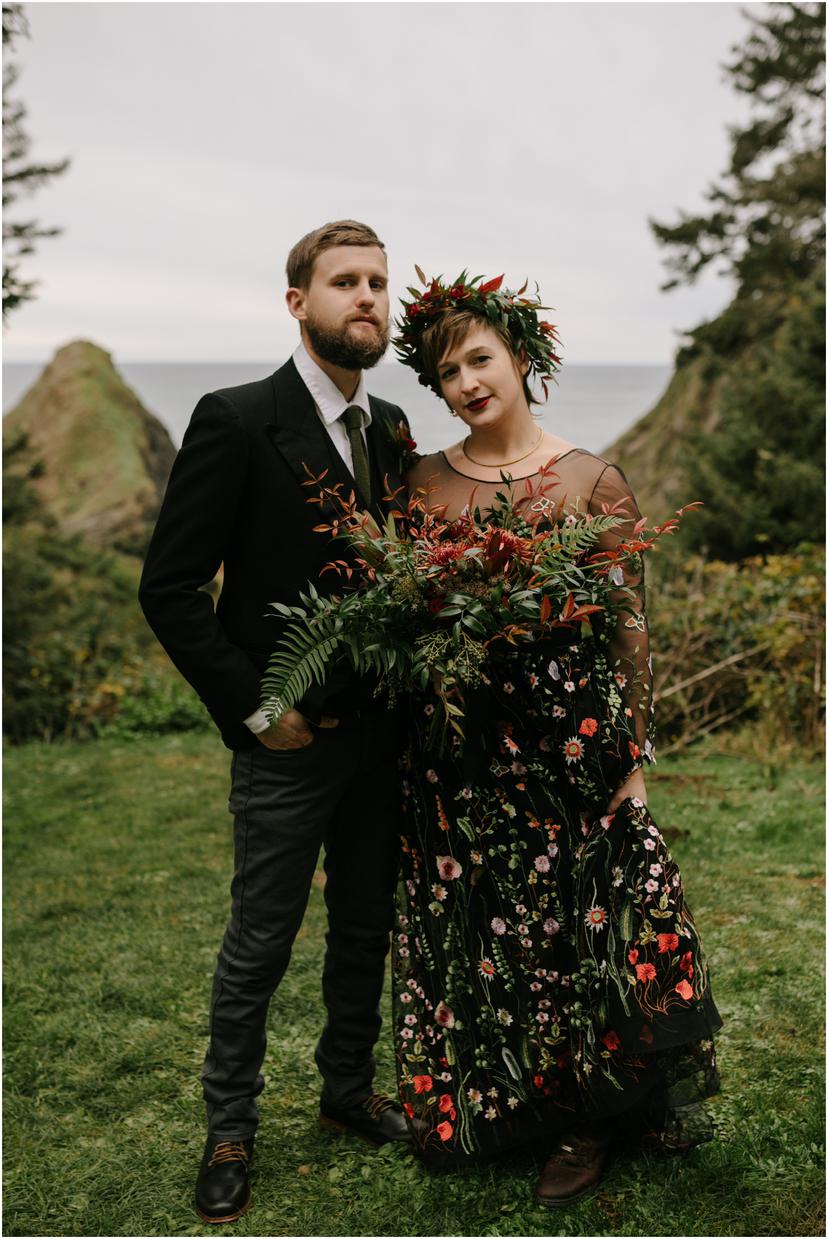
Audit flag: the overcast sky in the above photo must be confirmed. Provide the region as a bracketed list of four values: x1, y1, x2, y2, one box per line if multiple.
[3, 0, 759, 365]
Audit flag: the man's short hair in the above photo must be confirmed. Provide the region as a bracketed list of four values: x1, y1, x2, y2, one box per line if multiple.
[286, 220, 386, 290]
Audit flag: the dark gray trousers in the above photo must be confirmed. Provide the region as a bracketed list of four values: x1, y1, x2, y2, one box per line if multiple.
[201, 711, 400, 1139]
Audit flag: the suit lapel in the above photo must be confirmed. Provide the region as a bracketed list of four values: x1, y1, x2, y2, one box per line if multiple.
[266, 360, 356, 526]
[367, 399, 407, 521]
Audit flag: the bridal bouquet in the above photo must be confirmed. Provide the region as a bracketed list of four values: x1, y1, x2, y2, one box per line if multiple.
[261, 465, 689, 737]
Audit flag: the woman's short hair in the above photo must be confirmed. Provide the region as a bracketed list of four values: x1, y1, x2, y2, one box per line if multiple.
[418, 307, 538, 406]
[286, 220, 386, 289]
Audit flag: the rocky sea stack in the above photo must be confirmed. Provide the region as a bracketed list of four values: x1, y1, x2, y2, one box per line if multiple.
[3, 340, 176, 555]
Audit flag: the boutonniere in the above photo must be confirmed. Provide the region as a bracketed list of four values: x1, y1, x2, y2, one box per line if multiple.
[389, 418, 420, 473]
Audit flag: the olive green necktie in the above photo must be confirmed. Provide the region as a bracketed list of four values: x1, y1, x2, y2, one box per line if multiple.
[341, 405, 371, 506]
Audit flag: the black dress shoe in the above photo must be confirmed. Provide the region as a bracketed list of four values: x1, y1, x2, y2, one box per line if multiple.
[319, 1092, 413, 1146]
[195, 1136, 254, 1224]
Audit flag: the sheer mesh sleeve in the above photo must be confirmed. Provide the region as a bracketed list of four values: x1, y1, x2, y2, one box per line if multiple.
[588, 464, 656, 763]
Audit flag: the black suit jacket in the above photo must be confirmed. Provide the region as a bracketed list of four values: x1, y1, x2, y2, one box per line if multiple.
[138, 358, 409, 750]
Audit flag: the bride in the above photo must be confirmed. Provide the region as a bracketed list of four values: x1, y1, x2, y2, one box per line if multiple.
[391, 272, 722, 1207]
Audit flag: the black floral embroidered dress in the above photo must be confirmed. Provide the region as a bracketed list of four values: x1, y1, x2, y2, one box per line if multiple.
[394, 450, 721, 1164]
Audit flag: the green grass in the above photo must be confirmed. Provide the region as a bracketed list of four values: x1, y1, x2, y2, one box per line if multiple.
[4, 732, 825, 1236]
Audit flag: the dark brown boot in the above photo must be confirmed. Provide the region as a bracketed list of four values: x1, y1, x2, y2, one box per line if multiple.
[535, 1126, 611, 1208]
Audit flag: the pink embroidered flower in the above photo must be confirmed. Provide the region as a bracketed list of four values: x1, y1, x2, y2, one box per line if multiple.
[543, 917, 560, 935]
[534, 855, 551, 873]
[436, 855, 462, 881]
[434, 1001, 455, 1028]
[490, 916, 506, 935]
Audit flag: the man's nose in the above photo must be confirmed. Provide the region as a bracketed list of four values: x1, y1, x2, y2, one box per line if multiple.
[354, 280, 375, 306]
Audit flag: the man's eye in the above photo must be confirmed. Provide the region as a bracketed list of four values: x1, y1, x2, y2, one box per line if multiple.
[370, 280, 387, 290]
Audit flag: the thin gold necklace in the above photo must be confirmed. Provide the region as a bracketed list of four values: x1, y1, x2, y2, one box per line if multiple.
[462, 425, 543, 468]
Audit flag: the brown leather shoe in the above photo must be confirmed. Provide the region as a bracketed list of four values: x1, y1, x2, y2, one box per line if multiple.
[535, 1126, 611, 1208]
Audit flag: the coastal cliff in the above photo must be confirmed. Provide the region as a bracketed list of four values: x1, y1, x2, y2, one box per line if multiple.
[3, 340, 176, 556]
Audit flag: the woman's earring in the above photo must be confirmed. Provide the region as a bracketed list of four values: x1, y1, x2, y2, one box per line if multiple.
[450, 409, 459, 418]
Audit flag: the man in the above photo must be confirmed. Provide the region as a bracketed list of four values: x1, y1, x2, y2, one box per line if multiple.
[139, 220, 412, 1225]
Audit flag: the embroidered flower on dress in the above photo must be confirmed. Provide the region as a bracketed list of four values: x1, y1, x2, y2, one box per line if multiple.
[435, 1001, 455, 1027]
[584, 905, 608, 931]
[436, 855, 462, 880]
[563, 737, 584, 764]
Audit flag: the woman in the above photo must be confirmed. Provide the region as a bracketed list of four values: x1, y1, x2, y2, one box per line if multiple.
[391, 273, 721, 1206]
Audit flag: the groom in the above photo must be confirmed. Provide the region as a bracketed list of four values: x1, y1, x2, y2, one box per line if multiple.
[139, 220, 412, 1224]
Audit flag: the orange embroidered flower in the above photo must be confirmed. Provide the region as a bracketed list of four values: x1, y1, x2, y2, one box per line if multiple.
[436, 1120, 454, 1141]
[657, 932, 680, 953]
[635, 962, 656, 981]
[578, 717, 598, 736]
[675, 979, 694, 1000]
[412, 1074, 433, 1094]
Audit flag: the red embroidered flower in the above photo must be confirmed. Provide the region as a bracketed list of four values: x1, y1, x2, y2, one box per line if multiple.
[412, 1074, 433, 1094]
[438, 1093, 454, 1114]
[675, 979, 694, 1000]
[403, 1102, 414, 1118]
[629, 740, 641, 759]
[627, 949, 639, 965]
[601, 1030, 621, 1051]
[635, 962, 656, 981]
[639, 1024, 654, 1044]
[679, 951, 695, 976]
[657, 932, 680, 953]
[533, 1074, 545, 1089]
[436, 1120, 454, 1141]
[578, 717, 598, 737]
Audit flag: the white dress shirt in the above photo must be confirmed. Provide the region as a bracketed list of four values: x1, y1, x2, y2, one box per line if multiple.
[244, 341, 372, 734]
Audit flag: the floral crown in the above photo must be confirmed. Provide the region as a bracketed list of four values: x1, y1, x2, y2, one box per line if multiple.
[393, 267, 563, 398]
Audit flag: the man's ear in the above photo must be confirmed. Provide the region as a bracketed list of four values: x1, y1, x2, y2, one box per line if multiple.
[285, 286, 307, 322]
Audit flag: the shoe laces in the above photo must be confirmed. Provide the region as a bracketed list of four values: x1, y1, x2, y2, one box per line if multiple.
[361, 1092, 395, 1119]
[549, 1131, 605, 1168]
[208, 1140, 250, 1168]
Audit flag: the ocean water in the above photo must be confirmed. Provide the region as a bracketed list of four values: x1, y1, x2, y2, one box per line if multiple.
[2, 359, 671, 456]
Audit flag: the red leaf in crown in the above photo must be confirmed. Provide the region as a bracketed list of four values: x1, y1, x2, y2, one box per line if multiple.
[478, 274, 505, 294]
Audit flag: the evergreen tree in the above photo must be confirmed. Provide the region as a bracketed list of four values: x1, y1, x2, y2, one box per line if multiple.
[3, 3, 69, 318]
[651, 3, 825, 558]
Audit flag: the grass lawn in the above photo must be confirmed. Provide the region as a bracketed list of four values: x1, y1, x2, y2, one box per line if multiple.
[4, 732, 825, 1237]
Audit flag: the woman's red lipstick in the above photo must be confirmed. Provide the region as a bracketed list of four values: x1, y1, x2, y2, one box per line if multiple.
[466, 396, 491, 412]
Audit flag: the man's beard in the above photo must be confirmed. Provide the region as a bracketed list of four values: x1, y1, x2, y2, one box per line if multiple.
[304, 312, 389, 371]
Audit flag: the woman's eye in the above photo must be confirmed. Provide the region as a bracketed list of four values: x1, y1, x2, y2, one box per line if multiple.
[440, 369, 456, 381]
[473, 355, 491, 365]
